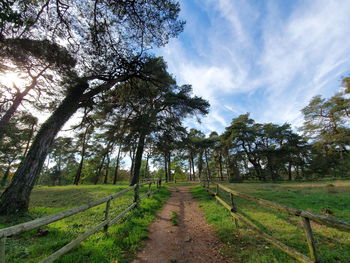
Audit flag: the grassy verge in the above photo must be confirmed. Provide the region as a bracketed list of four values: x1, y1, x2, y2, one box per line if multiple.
[192, 181, 350, 263]
[0, 184, 170, 263]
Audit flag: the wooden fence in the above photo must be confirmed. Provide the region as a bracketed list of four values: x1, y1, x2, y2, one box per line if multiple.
[0, 179, 162, 263]
[202, 181, 350, 263]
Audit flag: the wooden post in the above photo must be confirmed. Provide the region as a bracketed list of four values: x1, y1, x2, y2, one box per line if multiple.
[301, 217, 319, 262]
[216, 184, 219, 195]
[0, 237, 6, 263]
[103, 199, 111, 232]
[230, 193, 239, 228]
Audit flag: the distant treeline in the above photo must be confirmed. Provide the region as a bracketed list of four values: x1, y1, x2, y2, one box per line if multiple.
[181, 83, 350, 182]
[1, 79, 349, 185]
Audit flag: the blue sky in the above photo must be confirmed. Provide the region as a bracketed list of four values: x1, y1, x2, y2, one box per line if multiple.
[157, 0, 350, 134]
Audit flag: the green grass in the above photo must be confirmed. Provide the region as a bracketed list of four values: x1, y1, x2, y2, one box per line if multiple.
[171, 211, 179, 226]
[0, 183, 170, 263]
[192, 180, 350, 263]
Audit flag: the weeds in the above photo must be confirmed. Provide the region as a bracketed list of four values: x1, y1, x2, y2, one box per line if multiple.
[171, 211, 179, 226]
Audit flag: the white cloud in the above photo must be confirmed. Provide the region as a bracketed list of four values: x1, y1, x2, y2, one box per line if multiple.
[159, 0, 350, 133]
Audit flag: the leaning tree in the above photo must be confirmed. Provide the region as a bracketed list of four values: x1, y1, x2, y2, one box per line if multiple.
[0, 0, 184, 214]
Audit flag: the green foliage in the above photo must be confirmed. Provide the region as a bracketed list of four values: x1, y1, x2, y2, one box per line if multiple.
[221, 113, 308, 181]
[301, 94, 350, 148]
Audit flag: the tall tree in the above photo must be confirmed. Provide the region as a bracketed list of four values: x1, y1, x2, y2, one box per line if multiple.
[0, 1, 184, 214]
[105, 58, 209, 185]
[301, 93, 350, 152]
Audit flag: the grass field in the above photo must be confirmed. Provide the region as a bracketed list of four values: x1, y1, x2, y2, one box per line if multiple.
[0, 183, 170, 263]
[192, 180, 350, 263]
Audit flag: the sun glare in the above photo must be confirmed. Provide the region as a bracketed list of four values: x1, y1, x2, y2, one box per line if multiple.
[0, 72, 27, 89]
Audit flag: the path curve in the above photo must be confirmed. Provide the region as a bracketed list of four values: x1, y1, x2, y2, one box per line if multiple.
[132, 186, 230, 263]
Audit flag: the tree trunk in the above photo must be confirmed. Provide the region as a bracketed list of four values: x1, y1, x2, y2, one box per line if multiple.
[0, 81, 36, 140]
[198, 151, 203, 179]
[204, 149, 211, 180]
[248, 157, 263, 180]
[0, 163, 12, 187]
[145, 154, 150, 179]
[188, 158, 192, 181]
[129, 149, 136, 179]
[23, 121, 36, 158]
[167, 153, 171, 182]
[0, 82, 88, 215]
[130, 133, 146, 185]
[218, 153, 223, 180]
[95, 154, 107, 185]
[191, 154, 196, 180]
[164, 153, 168, 182]
[113, 146, 121, 184]
[73, 125, 90, 185]
[104, 153, 110, 184]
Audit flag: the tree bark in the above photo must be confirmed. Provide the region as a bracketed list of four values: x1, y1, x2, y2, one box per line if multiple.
[204, 149, 211, 180]
[191, 154, 196, 180]
[113, 146, 121, 184]
[129, 148, 136, 179]
[164, 153, 168, 182]
[130, 133, 146, 185]
[0, 163, 12, 187]
[145, 153, 150, 179]
[103, 153, 110, 184]
[218, 153, 223, 180]
[0, 81, 37, 140]
[167, 152, 171, 182]
[198, 151, 203, 179]
[23, 121, 36, 158]
[0, 81, 88, 215]
[73, 125, 90, 185]
[95, 153, 107, 185]
[188, 158, 192, 181]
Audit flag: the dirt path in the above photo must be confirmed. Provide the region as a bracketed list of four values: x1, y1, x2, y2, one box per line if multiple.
[132, 186, 230, 263]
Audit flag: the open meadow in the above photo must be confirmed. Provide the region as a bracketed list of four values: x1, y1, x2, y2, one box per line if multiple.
[0, 183, 170, 263]
[193, 180, 350, 263]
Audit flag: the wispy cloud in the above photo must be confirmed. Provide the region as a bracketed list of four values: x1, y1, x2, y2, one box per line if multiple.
[159, 0, 350, 133]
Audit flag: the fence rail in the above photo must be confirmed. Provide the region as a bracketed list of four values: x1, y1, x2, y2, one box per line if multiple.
[0, 179, 162, 263]
[202, 181, 350, 263]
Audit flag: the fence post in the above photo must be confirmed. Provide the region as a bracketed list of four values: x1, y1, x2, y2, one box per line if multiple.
[301, 217, 319, 262]
[103, 199, 111, 232]
[0, 237, 6, 263]
[216, 184, 219, 195]
[230, 193, 239, 228]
